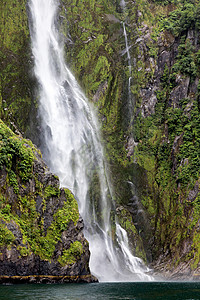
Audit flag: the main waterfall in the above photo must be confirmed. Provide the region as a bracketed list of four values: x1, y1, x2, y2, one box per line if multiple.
[28, 0, 152, 282]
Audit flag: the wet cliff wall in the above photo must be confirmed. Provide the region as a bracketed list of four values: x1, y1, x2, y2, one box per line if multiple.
[60, 0, 200, 277]
[1, 0, 200, 278]
[0, 120, 95, 283]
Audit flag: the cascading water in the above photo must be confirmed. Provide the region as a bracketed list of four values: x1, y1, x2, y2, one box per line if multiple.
[120, 0, 133, 113]
[28, 0, 153, 282]
[120, 0, 126, 9]
[122, 21, 133, 111]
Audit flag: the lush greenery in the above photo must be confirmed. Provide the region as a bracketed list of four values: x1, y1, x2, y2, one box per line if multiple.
[0, 119, 34, 183]
[163, 0, 200, 36]
[1, 0, 200, 273]
[0, 0, 33, 135]
[58, 241, 83, 266]
[0, 121, 80, 263]
[131, 0, 200, 269]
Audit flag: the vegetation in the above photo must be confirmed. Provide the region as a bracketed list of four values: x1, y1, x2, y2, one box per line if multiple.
[163, 0, 200, 36]
[131, 0, 200, 268]
[58, 241, 83, 266]
[0, 121, 80, 264]
[0, 119, 34, 183]
[0, 222, 15, 247]
[0, 0, 33, 135]
[1, 0, 200, 273]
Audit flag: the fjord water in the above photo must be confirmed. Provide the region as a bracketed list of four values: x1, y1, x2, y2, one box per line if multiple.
[28, 0, 152, 282]
[1, 282, 200, 299]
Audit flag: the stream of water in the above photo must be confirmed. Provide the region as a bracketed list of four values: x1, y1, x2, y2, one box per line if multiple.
[28, 0, 152, 282]
[122, 22, 132, 101]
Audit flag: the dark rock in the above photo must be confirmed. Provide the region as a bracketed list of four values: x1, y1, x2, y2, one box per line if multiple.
[187, 181, 200, 202]
[0, 122, 95, 282]
[93, 81, 108, 103]
[169, 76, 190, 108]
[171, 134, 183, 174]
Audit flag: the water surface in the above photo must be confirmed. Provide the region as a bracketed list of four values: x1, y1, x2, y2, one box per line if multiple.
[0, 282, 200, 300]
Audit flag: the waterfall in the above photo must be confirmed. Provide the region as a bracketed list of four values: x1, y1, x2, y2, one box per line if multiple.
[122, 21, 133, 112]
[120, 0, 126, 9]
[120, 0, 133, 112]
[28, 0, 153, 282]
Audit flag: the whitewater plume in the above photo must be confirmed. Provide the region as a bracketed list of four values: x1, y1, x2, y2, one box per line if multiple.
[28, 0, 153, 282]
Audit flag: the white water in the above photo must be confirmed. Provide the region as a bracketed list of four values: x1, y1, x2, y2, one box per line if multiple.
[120, 0, 126, 9]
[28, 0, 152, 282]
[122, 22, 133, 111]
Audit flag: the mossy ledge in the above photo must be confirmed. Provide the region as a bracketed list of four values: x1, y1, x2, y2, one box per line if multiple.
[0, 120, 96, 283]
[0, 275, 97, 284]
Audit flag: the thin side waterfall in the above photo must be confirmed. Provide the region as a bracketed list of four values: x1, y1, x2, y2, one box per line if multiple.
[122, 21, 133, 112]
[28, 0, 153, 282]
[120, 0, 133, 112]
[120, 0, 126, 9]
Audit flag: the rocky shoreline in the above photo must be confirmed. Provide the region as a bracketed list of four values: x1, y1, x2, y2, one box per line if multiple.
[0, 275, 98, 284]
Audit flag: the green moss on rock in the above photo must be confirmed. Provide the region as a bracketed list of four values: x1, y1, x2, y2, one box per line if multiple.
[58, 241, 83, 266]
[0, 0, 33, 134]
[0, 121, 89, 276]
[0, 222, 15, 247]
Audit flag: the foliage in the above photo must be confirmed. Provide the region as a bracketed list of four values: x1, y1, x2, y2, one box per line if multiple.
[0, 222, 15, 247]
[58, 241, 83, 266]
[173, 39, 197, 78]
[0, 0, 33, 134]
[0, 120, 34, 184]
[44, 185, 61, 198]
[163, 1, 200, 36]
[2, 0, 200, 271]
[0, 122, 81, 263]
[134, 52, 200, 265]
[130, 0, 200, 266]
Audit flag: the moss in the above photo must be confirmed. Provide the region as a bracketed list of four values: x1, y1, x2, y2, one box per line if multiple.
[128, 0, 200, 268]
[2, 0, 200, 271]
[44, 185, 60, 199]
[0, 121, 81, 263]
[13, 190, 79, 261]
[58, 241, 83, 266]
[18, 246, 30, 257]
[0, 0, 33, 134]
[0, 120, 34, 182]
[55, 189, 79, 227]
[0, 222, 15, 247]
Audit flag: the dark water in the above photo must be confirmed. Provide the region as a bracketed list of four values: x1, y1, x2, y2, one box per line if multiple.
[0, 282, 200, 300]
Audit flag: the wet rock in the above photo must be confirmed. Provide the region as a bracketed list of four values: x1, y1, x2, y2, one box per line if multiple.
[140, 87, 158, 117]
[0, 122, 95, 282]
[126, 137, 138, 159]
[171, 134, 183, 174]
[93, 81, 108, 103]
[187, 181, 200, 202]
[169, 76, 190, 108]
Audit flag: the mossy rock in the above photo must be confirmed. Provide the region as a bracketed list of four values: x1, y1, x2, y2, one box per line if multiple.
[0, 120, 91, 277]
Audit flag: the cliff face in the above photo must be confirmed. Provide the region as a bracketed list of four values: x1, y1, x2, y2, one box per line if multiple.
[0, 120, 95, 283]
[1, 0, 200, 279]
[59, 0, 200, 277]
[0, 0, 35, 136]
[131, 1, 200, 277]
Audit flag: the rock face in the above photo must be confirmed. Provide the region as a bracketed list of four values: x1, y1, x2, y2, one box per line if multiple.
[130, 2, 200, 277]
[2, 0, 200, 280]
[0, 120, 96, 283]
